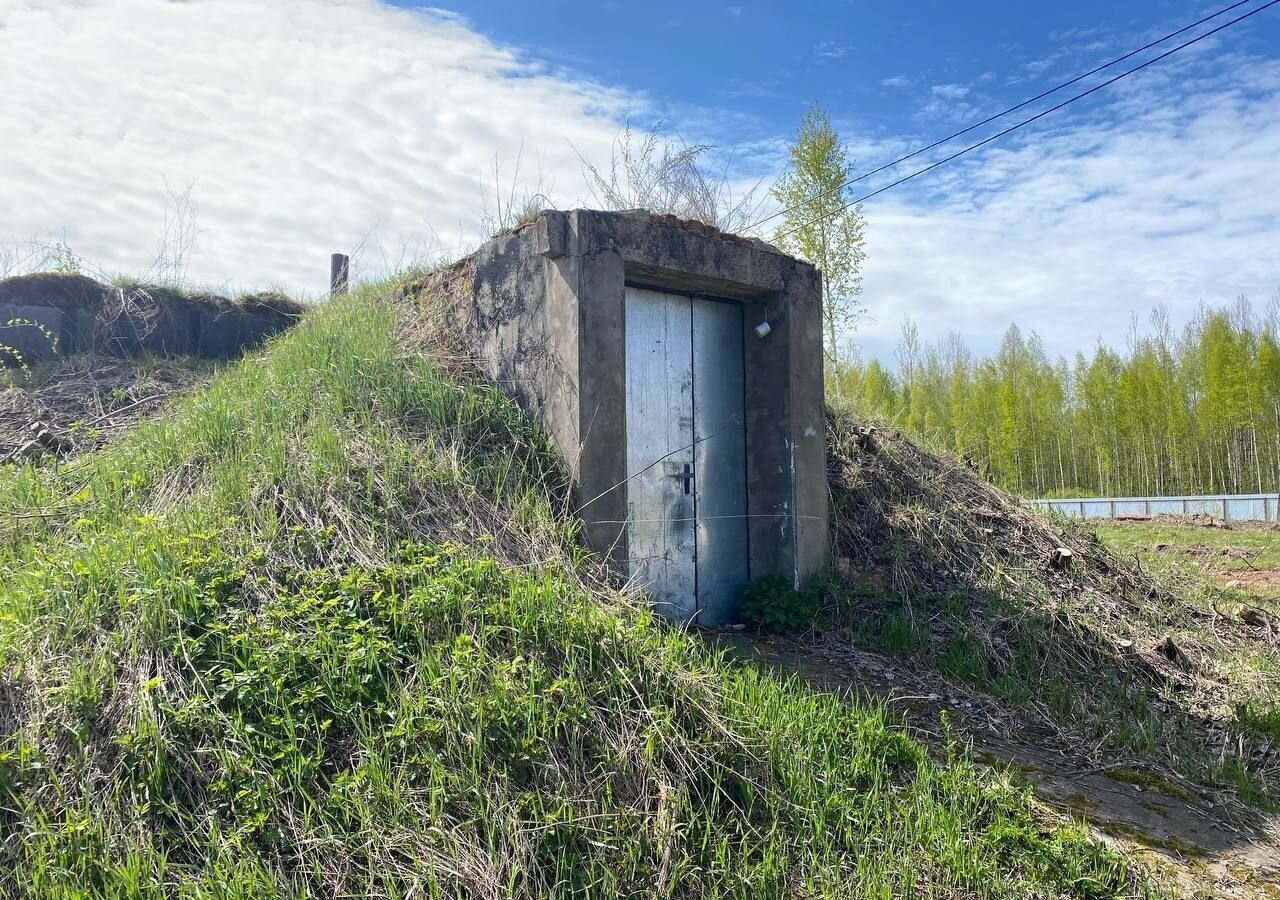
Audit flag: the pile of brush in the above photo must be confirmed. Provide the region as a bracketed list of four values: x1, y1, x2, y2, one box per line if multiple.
[823, 406, 1225, 701]
[825, 408, 1144, 608]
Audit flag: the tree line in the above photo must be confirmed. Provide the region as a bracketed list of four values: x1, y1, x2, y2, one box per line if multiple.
[838, 297, 1280, 499]
[760, 103, 1279, 501]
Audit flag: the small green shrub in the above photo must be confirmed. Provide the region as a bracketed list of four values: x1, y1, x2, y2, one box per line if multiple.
[0, 316, 59, 376]
[738, 574, 818, 632]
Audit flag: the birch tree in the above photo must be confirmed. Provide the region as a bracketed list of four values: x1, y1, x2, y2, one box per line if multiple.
[833, 296, 1280, 498]
[772, 104, 867, 369]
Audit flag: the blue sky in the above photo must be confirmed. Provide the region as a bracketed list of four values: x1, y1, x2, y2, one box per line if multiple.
[436, 1, 1230, 133]
[436, 1, 1279, 142]
[2, 0, 1279, 364]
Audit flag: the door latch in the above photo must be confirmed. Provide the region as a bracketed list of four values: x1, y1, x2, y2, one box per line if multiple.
[668, 462, 694, 495]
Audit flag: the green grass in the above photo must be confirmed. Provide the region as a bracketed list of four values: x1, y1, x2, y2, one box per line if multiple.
[1094, 521, 1280, 569]
[0, 281, 1151, 897]
[1094, 520, 1280, 605]
[825, 550, 1279, 809]
[1090, 521, 1280, 805]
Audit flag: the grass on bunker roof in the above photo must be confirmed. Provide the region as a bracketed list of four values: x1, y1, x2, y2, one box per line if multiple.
[0, 276, 1152, 898]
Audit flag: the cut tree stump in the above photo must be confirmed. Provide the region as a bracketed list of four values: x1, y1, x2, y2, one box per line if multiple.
[1049, 547, 1074, 570]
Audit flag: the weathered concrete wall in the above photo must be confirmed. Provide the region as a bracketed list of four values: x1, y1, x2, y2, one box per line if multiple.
[0, 273, 304, 365]
[467, 228, 582, 473]
[459, 208, 829, 616]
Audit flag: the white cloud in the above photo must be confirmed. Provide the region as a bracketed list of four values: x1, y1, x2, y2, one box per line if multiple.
[814, 40, 848, 61]
[852, 54, 1280, 363]
[0, 0, 646, 296]
[1, 0, 1277, 373]
[930, 83, 970, 100]
[880, 75, 912, 89]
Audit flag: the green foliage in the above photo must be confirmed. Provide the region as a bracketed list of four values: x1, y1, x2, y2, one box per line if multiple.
[772, 104, 868, 366]
[738, 574, 818, 632]
[828, 558, 1278, 806]
[839, 299, 1280, 498]
[50, 240, 80, 275]
[0, 316, 59, 376]
[0, 285, 1150, 897]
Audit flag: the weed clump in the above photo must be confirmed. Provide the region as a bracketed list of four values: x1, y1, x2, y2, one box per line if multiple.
[738, 575, 819, 633]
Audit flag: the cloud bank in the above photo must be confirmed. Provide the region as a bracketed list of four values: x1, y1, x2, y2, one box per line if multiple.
[0, 0, 641, 295]
[2, 0, 1278, 363]
[854, 42, 1280, 361]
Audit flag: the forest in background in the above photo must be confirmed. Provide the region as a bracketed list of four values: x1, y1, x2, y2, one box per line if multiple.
[839, 295, 1280, 499]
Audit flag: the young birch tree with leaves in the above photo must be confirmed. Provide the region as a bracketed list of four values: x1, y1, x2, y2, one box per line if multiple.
[772, 104, 868, 372]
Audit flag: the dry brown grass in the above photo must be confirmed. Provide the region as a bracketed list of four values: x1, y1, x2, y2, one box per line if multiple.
[825, 407, 1279, 803]
[1, 354, 213, 461]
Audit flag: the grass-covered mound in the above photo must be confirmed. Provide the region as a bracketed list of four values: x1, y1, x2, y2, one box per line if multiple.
[0, 283, 1148, 898]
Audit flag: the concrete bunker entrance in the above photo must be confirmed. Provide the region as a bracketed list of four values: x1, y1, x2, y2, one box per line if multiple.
[462, 209, 828, 626]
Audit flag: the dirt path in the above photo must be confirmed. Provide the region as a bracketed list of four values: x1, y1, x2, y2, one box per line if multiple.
[722, 634, 1280, 899]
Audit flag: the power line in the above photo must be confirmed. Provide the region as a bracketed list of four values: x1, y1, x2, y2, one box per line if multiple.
[757, 0, 1261, 232]
[775, 0, 1279, 241]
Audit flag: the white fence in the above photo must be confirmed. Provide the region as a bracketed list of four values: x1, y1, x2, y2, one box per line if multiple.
[1027, 493, 1280, 523]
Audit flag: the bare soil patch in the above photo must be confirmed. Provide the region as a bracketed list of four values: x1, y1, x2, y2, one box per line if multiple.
[1109, 513, 1280, 532]
[1225, 570, 1280, 593]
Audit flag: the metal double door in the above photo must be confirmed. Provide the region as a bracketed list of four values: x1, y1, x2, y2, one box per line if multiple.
[624, 286, 748, 625]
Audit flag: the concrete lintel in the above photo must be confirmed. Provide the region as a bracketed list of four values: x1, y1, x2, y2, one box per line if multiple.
[561, 209, 816, 298]
[623, 262, 776, 300]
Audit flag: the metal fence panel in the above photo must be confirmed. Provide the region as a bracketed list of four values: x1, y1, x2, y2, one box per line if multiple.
[1027, 493, 1280, 523]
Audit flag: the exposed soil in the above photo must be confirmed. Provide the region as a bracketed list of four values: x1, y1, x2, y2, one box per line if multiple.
[1224, 570, 1280, 593]
[1182, 545, 1261, 563]
[1110, 514, 1280, 532]
[0, 354, 209, 462]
